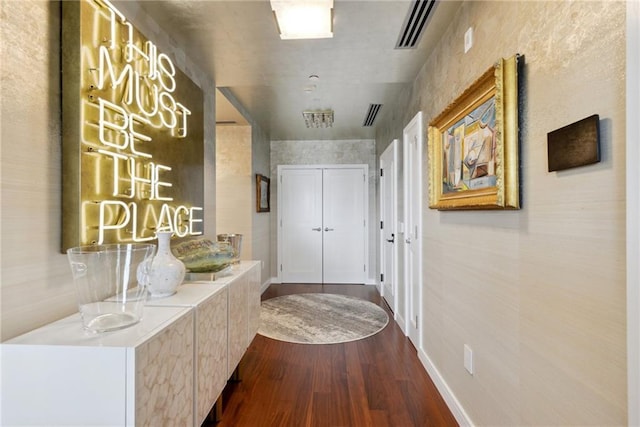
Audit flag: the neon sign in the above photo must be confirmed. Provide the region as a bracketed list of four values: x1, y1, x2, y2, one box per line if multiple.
[62, 0, 205, 250]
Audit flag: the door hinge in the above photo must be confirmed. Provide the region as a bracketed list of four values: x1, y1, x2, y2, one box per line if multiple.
[380, 168, 383, 177]
[280, 264, 282, 272]
[380, 221, 383, 229]
[364, 264, 366, 272]
[380, 273, 384, 282]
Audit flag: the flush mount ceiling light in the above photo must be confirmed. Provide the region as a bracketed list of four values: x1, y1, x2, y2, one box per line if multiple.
[271, 0, 333, 40]
[303, 110, 334, 128]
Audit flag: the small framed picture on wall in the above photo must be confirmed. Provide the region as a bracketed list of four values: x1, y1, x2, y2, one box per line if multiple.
[256, 174, 270, 212]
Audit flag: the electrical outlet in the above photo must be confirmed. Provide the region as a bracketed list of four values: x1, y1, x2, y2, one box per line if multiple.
[464, 27, 473, 53]
[464, 344, 474, 375]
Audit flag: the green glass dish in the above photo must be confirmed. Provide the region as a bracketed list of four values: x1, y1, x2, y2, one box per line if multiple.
[171, 238, 235, 273]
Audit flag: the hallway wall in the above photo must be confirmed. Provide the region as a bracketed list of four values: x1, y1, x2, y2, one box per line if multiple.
[0, 0, 218, 340]
[218, 88, 273, 288]
[216, 125, 253, 259]
[375, 1, 626, 425]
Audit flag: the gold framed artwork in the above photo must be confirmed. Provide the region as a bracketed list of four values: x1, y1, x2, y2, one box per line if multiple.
[256, 174, 270, 212]
[428, 54, 521, 210]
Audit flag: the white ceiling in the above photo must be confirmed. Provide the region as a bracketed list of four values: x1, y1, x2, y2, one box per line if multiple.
[138, 0, 462, 140]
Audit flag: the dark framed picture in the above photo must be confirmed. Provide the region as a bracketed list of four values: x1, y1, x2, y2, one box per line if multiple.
[547, 114, 600, 172]
[256, 174, 270, 212]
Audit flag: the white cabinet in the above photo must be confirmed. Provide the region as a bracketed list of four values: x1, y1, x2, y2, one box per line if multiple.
[146, 284, 228, 427]
[224, 261, 259, 377]
[193, 287, 228, 425]
[228, 267, 249, 377]
[247, 262, 261, 343]
[186, 261, 260, 379]
[1, 306, 194, 426]
[1, 260, 262, 427]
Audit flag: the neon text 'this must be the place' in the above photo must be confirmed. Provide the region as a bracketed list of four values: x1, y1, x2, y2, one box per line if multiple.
[86, 0, 203, 243]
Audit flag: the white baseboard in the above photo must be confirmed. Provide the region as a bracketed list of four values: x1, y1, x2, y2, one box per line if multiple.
[396, 313, 407, 336]
[417, 348, 474, 427]
[267, 278, 376, 286]
[260, 278, 273, 294]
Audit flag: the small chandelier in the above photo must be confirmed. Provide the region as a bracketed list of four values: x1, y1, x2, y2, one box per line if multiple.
[302, 110, 334, 128]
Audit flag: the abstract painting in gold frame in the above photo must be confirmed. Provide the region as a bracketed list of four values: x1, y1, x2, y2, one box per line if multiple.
[428, 54, 520, 210]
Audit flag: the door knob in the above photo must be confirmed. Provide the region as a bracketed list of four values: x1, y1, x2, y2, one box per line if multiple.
[324, 227, 335, 232]
[312, 227, 321, 231]
[386, 233, 395, 243]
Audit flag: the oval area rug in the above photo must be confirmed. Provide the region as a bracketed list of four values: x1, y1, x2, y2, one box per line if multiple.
[258, 293, 389, 344]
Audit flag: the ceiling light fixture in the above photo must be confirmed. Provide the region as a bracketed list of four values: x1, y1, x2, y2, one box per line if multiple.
[303, 110, 334, 128]
[271, 0, 334, 40]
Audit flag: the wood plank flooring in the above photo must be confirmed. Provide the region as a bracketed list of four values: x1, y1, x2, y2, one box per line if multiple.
[209, 284, 458, 427]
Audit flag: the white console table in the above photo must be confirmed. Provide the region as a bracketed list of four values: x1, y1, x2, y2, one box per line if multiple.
[1, 261, 261, 426]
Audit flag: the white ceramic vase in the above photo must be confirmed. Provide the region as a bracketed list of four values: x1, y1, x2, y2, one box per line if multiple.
[149, 231, 185, 298]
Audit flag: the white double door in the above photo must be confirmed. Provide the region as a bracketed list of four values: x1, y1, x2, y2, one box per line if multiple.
[279, 166, 367, 284]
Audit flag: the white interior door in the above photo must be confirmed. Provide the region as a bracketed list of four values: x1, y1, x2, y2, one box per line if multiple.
[279, 166, 367, 284]
[380, 140, 398, 312]
[404, 112, 423, 346]
[280, 168, 323, 283]
[323, 168, 366, 283]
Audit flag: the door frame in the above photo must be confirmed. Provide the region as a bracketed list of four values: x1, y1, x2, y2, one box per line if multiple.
[277, 164, 370, 284]
[379, 140, 399, 315]
[403, 112, 423, 345]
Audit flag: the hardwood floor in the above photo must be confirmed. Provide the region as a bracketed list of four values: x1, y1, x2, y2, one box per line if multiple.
[209, 284, 458, 427]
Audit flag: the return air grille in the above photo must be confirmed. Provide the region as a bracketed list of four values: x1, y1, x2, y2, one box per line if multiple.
[363, 104, 383, 127]
[395, 0, 437, 49]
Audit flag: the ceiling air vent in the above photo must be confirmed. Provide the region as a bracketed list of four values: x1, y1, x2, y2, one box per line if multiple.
[395, 0, 437, 49]
[363, 104, 383, 127]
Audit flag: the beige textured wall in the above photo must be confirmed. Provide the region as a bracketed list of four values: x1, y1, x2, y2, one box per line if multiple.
[251, 124, 272, 286]
[216, 126, 253, 259]
[0, 0, 217, 341]
[626, 2, 640, 424]
[0, 0, 73, 341]
[375, 1, 626, 425]
[217, 88, 273, 287]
